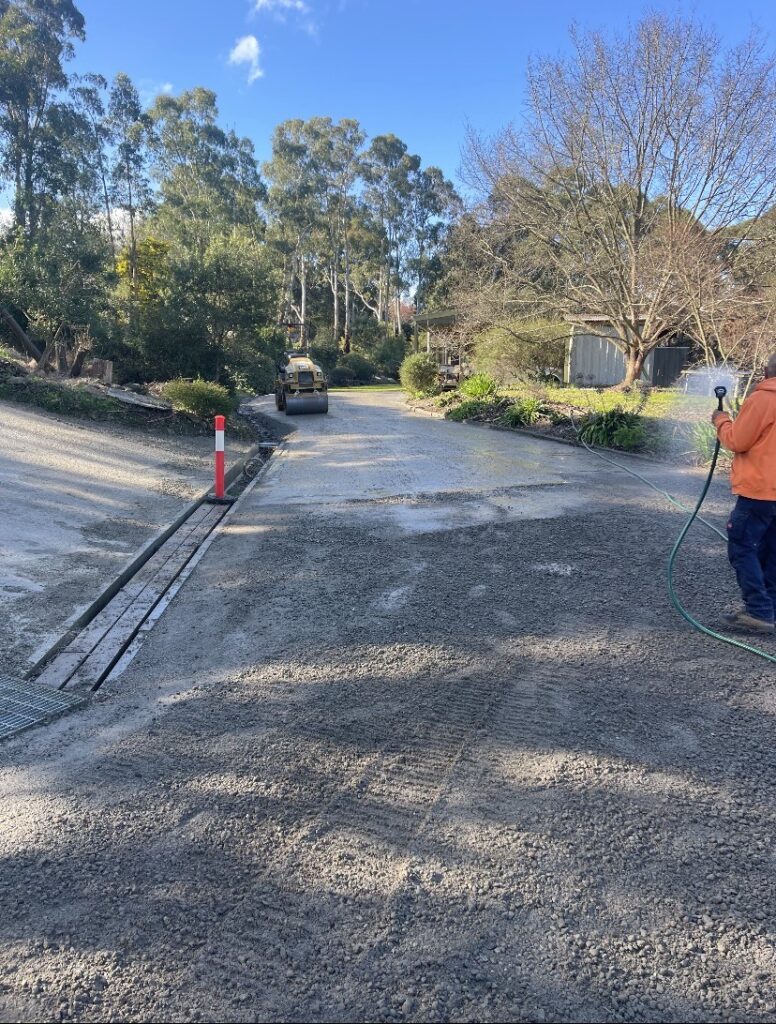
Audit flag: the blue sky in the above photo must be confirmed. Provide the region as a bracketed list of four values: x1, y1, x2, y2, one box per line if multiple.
[73, 0, 776, 186]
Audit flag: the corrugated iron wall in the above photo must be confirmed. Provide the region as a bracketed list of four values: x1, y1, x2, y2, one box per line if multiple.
[566, 331, 631, 386]
[652, 347, 689, 387]
[566, 331, 687, 387]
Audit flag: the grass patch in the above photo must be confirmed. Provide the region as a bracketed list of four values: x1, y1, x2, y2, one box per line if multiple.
[440, 381, 717, 462]
[0, 375, 124, 419]
[328, 384, 403, 392]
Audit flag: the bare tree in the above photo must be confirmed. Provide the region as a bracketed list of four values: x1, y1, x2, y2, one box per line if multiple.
[674, 218, 776, 380]
[465, 13, 776, 385]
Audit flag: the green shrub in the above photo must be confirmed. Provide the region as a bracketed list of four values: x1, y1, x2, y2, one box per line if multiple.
[161, 378, 235, 420]
[225, 352, 275, 395]
[501, 397, 542, 427]
[399, 352, 439, 396]
[579, 407, 645, 449]
[691, 420, 719, 464]
[611, 424, 647, 451]
[470, 319, 566, 382]
[459, 373, 498, 400]
[329, 352, 377, 386]
[329, 365, 355, 386]
[434, 391, 460, 408]
[339, 352, 376, 384]
[445, 399, 490, 421]
[374, 336, 406, 377]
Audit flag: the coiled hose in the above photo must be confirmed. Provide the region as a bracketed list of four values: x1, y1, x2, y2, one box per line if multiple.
[573, 422, 776, 666]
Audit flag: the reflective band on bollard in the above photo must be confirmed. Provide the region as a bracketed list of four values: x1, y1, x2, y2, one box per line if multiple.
[214, 415, 225, 499]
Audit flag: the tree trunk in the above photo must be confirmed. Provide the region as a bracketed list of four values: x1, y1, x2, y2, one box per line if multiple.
[343, 226, 352, 353]
[622, 348, 646, 386]
[56, 332, 69, 374]
[0, 307, 42, 360]
[36, 325, 63, 373]
[330, 262, 339, 342]
[23, 152, 35, 239]
[300, 255, 307, 347]
[128, 171, 137, 296]
[98, 151, 116, 268]
[277, 255, 293, 324]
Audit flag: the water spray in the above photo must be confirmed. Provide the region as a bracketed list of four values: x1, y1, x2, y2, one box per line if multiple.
[576, 383, 776, 666]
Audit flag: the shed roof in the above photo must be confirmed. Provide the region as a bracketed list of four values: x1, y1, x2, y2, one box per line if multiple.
[414, 307, 457, 328]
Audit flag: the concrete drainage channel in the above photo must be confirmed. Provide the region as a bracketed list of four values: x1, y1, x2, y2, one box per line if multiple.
[0, 439, 279, 742]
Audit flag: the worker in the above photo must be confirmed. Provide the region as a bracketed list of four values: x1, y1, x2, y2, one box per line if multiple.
[712, 354, 776, 633]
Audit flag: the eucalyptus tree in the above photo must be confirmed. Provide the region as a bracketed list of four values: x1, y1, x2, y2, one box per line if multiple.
[0, 0, 85, 238]
[109, 73, 152, 287]
[363, 134, 419, 334]
[145, 88, 271, 379]
[305, 117, 365, 350]
[72, 73, 115, 262]
[407, 165, 459, 319]
[264, 118, 324, 343]
[148, 88, 264, 252]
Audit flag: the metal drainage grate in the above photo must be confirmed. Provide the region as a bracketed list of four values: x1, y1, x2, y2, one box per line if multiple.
[0, 675, 87, 741]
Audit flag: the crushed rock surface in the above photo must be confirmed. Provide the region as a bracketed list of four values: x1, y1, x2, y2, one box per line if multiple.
[0, 400, 253, 675]
[0, 392, 774, 1023]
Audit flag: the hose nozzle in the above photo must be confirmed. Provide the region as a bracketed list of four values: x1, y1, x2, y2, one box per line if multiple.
[714, 385, 727, 411]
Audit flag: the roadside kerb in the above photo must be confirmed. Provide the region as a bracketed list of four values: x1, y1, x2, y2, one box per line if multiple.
[104, 447, 281, 685]
[407, 400, 693, 466]
[26, 439, 269, 680]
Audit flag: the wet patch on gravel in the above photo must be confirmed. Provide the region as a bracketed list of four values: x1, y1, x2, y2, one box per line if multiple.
[0, 422, 774, 1022]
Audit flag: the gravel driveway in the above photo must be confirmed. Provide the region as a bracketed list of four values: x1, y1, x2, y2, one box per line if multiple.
[0, 391, 774, 1023]
[0, 401, 251, 675]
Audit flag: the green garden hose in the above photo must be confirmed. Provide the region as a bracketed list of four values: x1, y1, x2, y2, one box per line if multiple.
[573, 407, 776, 666]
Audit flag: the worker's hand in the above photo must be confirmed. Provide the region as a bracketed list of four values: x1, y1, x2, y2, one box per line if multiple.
[711, 409, 727, 426]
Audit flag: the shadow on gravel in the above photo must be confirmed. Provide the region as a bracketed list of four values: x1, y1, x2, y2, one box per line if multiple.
[1, 496, 774, 1022]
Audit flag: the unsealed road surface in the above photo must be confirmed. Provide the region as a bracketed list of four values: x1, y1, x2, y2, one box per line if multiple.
[0, 401, 251, 674]
[1, 391, 774, 1023]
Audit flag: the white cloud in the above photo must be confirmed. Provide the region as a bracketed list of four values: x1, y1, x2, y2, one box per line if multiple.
[254, 0, 310, 13]
[138, 79, 174, 107]
[228, 34, 264, 83]
[252, 0, 316, 35]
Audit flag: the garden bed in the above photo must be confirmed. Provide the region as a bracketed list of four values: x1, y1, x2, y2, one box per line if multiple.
[409, 382, 726, 466]
[0, 351, 255, 441]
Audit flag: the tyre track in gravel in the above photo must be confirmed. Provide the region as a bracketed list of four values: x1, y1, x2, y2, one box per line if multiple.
[2, 391, 775, 1024]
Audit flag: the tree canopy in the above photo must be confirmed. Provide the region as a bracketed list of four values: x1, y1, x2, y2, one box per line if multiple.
[0, 0, 458, 389]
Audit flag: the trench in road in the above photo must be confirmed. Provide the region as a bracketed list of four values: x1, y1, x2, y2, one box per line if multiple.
[0, 443, 277, 742]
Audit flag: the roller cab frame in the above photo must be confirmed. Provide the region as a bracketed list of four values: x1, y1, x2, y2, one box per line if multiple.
[275, 350, 329, 415]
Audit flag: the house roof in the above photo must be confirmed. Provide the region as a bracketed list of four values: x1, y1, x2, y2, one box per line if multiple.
[414, 307, 457, 328]
[564, 313, 634, 324]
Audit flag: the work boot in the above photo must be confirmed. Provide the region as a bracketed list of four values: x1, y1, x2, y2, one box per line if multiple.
[721, 610, 774, 633]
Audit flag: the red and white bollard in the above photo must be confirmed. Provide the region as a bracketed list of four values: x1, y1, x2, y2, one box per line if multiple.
[207, 415, 234, 504]
[214, 414, 226, 499]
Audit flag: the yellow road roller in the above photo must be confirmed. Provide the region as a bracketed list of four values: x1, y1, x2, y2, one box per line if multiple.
[274, 350, 329, 415]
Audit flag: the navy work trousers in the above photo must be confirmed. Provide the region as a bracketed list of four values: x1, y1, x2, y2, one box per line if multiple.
[727, 496, 776, 624]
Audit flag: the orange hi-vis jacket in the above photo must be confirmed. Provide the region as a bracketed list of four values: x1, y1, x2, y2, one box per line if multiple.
[715, 377, 776, 500]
